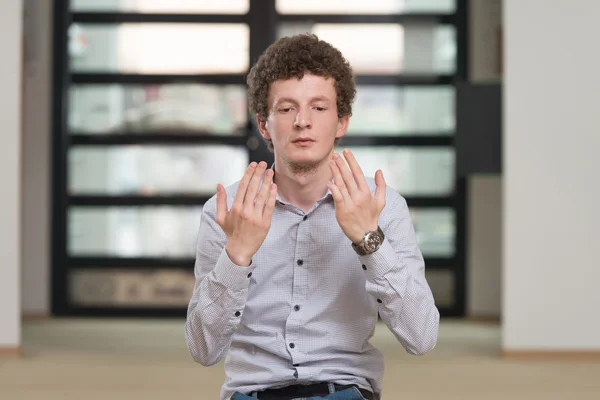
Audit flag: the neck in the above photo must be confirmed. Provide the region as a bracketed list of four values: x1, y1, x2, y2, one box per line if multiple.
[273, 154, 333, 212]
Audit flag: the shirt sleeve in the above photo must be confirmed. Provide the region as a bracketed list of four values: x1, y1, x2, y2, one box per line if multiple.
[184, 195, 255, 366]
[359, 192, 440, 355]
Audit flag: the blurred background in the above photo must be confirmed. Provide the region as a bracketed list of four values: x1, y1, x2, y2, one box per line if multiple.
[1, 0, 599, 399]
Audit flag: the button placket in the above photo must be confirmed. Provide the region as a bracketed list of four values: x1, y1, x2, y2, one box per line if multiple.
[286, 217, 309, 363]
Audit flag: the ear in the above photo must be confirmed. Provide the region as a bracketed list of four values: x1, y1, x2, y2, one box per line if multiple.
[256, 114, 271, 140]
[336, 115, 350, 139]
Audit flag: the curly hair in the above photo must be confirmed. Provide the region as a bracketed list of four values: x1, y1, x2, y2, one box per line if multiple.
[246, 34, 356, 150]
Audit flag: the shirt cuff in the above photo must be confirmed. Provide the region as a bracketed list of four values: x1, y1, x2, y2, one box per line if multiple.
[212, 249, 257, 291]
[358, 239, 398, 281]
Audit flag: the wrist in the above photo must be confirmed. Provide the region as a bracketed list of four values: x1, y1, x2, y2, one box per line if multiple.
[225, 243, 253, 267]
[350, 224, 379, 244]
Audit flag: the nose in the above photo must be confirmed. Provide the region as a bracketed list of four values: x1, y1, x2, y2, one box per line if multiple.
[293, 108, 311, 129]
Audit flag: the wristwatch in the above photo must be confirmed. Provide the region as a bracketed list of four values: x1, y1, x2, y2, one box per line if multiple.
[351, 226, 385, 256]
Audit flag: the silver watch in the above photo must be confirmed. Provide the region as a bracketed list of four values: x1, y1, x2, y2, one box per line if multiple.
[352, 226, 385, 256]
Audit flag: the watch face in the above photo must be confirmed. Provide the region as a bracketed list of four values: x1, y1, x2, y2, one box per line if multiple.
[365, 232, 382, 252]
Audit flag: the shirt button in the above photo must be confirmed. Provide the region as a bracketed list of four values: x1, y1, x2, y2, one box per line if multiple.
[293, 371, 298, 378]
[289, 343, 295, 349]
[247, 272, 252, 278]
[294, 305, 300, 311]
[235, 311, 241, 317]
[303, 215, 308, 221]
[377, 299, 383, 303]
[297, 260, 303, 266]
[362, 264, 367, 270]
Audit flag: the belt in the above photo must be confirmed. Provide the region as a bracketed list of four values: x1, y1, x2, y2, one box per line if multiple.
[252, 382, 374, 399]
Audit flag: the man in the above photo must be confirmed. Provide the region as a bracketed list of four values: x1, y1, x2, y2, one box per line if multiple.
[185, 34, 440, 400]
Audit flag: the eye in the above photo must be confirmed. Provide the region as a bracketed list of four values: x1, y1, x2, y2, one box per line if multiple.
[279, 107, 292, 113]
[314, 107, 327, 112]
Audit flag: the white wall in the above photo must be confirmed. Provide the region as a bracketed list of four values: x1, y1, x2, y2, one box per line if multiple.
[0, 0, 23, 348]
[22, 0, 52, 316]
[503, 0, 600, 350]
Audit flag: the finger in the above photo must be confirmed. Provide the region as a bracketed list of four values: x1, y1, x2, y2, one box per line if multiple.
[254, 169, 273, 217]
[374, 170, 387, 209]
[262, 184, 278, 222]
[244, 161, 268, 209]
[215, 184, 228, 226]
[232, 162, 257, 211]
[333, 153, 359, 196]
[329, 160, 352, 206]
[327, 182, 346, 209]
[342, 149, 369, 192]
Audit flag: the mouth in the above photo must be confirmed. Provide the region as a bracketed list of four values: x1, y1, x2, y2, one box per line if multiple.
[292, 138, 315, 145]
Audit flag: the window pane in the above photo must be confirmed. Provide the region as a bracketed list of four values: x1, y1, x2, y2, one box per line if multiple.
[69, 270, 454, 310]
[70, 84, 247, 135]
[69, 269, 454, 309]
[70, 269, 195, 307]
[71, 0, 249, 13]
[425, 269, 454, 307]
[410, 208, 455, 257]
[69, 145, 248, 195]
[69, 207, 202, 257]
[69, 23, 249, 73]
[277, 0, 455, 14]
[340, 146, 454, 195]
[278, 23, 455, 74]
[348, 86, 454, 135]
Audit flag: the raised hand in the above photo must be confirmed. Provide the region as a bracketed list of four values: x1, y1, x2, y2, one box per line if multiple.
[216, 161, 277, 266]
[327, 149, 387, 244]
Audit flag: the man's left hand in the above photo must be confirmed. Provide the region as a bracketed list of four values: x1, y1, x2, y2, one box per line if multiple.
[327, 149, 387, 244]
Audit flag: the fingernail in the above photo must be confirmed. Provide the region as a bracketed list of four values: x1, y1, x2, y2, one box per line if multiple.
[249, 162, 257, 168]
[333, 153, 340, 160]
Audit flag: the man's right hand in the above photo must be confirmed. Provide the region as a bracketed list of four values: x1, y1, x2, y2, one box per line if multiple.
[216, 161, 277, 266]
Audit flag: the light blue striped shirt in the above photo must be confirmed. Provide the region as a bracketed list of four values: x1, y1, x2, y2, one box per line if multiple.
[185, 176, 440, 400]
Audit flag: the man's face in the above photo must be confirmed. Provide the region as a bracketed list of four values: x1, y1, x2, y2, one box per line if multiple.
[258, 74, 349, 169]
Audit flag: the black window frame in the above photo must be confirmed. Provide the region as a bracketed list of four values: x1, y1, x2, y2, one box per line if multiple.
[51, 0, 468, 317]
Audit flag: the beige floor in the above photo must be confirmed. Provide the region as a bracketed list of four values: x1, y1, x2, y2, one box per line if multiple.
[1, 319, 599, 400]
